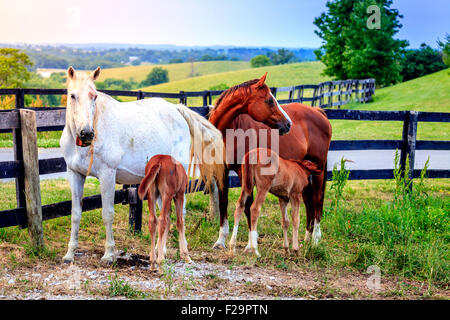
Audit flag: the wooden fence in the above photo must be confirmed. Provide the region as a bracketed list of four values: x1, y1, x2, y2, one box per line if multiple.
[0, 84, 448, 240]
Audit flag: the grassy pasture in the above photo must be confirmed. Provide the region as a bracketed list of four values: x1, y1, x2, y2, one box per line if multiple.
[0, 172, 448, 298]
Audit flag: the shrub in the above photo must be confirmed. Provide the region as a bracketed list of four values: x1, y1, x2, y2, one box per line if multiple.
[141, 67, 169, 86]
[250, 55, 271, 68]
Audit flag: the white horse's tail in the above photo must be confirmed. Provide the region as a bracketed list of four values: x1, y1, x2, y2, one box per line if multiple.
[174, 104, 225, 192]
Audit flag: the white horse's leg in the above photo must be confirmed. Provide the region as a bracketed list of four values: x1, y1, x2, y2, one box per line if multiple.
[99, 168, 117, 264]
[63, 169, 86, 263]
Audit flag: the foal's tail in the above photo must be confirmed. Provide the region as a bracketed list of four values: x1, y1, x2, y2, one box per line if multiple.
[138, 162, 161, 200]
[174, 104, 225, 192]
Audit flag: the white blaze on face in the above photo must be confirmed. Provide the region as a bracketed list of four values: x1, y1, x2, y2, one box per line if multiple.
[270, 93, 292, 126]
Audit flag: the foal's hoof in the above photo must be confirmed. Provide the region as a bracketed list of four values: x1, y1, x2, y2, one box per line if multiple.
[212, 242, 226, 250]
[184, 256, 193, 264]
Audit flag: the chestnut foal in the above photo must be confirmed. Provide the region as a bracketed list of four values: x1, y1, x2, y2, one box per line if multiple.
[138, 155, 191, 270]
[229, 148, 320, 257]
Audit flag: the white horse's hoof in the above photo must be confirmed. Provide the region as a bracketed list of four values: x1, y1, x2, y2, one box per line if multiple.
[62, 255, 74, 264]
[101, 255, 115, 265]
[212, 242, 226, 250]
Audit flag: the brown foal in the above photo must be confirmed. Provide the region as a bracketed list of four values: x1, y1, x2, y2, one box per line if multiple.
[138, 155, 191, 270]
[229, 148, 320, 257]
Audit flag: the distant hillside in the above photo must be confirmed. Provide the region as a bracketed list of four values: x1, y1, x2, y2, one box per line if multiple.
[139, 61, 330, 93]
[99, 61, 250, 83]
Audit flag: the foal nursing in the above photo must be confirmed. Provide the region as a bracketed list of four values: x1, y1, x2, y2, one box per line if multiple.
[230, 148, 320, 257]
[138, 155, 191, 270]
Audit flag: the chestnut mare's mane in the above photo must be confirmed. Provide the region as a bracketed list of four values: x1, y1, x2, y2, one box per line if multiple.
[209, 79, 260, 132]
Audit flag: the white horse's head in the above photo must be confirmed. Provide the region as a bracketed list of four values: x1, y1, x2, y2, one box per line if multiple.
[66, 66, 101, 147]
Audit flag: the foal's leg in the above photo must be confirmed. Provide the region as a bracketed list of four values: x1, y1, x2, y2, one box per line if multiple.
[99, 168, 117, 264]
[244, 185, 270, 257]
[290, 197, 301, 252]
[147, 192, 158, 271]
[279, 198, 290, 253]
[157, 196, 172, 267]
[229, 190, 249, 254]
[63, 168, 86, 263]
[175, 192, 191, 263]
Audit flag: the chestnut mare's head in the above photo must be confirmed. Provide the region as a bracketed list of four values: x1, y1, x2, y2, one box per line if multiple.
[210, 73, 292, 135]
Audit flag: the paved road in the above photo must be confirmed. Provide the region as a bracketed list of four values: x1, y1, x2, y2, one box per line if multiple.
[1, 148, 448, 182]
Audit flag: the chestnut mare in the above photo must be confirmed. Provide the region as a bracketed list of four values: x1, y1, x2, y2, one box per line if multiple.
[209, 73, 332, 249]
[138, 155, 191, 270]
[230, 148, 321, 257]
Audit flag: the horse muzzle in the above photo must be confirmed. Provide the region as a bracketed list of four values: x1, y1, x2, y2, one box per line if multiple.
[277, 121, 291, 136]
[76, 130, 94, 147]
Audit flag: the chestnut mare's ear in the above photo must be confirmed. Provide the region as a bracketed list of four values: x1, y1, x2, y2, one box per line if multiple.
[256, 72, 268, 88]
[67, 66, 76, 80]
[91, 67, 101, 81]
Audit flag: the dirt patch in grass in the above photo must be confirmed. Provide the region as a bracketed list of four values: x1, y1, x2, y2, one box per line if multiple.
[0, 247, 447, 300]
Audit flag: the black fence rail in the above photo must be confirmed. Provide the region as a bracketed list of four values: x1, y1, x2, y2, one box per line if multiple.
[0, 84, 448, 232]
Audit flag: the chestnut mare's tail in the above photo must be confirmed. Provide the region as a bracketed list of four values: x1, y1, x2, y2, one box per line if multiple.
[138, 162, 162, 200]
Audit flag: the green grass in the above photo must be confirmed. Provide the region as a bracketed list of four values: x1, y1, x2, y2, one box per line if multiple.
[99, 61, 251, 83]
[0, 173, 448, 291]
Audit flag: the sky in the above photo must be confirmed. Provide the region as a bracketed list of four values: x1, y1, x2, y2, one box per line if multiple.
[0, 0, 448, 48]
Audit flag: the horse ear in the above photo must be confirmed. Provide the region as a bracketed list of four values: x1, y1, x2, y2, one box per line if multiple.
[67, 66, 76, 80]
[256, 72, 268, 88]
[91, 67, 101, 81]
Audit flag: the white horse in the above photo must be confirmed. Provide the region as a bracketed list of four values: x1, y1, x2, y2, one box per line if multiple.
[61, 67, 224, 264]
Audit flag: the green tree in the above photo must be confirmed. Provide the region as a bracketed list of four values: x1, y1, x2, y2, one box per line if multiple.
[141, 67, 169, 86]
[0, 48, 33, 88]
[401, 43, 447, 81]
[250, 55, 272, 68]
[437, 34, 450, 67]
[314, 0, 408, 87]
[270, 49, 296, 65]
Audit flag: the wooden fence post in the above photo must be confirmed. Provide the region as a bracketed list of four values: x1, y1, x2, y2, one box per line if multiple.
[400, 111, 418, 187]
[14, 90, 27, 228]
[19, 109, 44, 248]
[179, 91, 187, 105]
[128, 185, 142, 233]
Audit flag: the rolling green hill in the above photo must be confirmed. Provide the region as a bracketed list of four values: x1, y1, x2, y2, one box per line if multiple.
[331, 68, 450, 140]
[99, 61, 250, 83]
[139, 61, 330, 93]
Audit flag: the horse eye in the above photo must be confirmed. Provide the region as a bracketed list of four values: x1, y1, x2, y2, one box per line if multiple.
[266, 98, 274, 106]
[70, 94, 76, 100]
